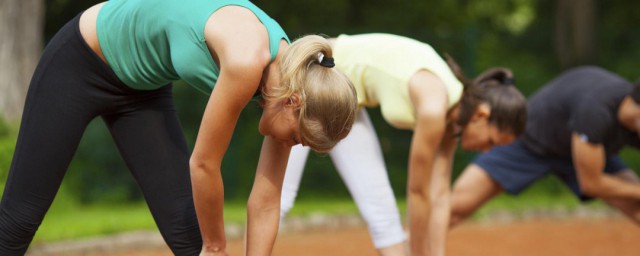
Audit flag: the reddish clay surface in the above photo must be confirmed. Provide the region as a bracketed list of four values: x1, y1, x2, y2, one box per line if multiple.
[71, 218, 640, 256]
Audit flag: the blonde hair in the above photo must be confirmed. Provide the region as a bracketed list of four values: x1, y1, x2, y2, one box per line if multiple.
[263, 35, 357, 153]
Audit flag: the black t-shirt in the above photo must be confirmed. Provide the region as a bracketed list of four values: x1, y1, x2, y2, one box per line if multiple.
[521, 66, 640, 157]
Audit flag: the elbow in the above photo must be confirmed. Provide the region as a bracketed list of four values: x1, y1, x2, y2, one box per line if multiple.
[407, 158, 431, 200]
[407, 183, 429, 201]
[189, 155, 216, 176]
[579, 178, 604, 197]
[189, 156, 205, 174]
[247, 196, 266, 213]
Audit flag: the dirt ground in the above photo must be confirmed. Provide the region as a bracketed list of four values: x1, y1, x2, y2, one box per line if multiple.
[64, 217, 640, 256]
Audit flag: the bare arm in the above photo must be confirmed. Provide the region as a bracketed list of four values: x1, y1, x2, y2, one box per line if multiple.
[406, 71, 449, 256]
[191, 9, 270, 255]
[190, 62, 262, 255]
[246, 137, 291, 255]
[572, 133, 640, 200]
[427, 133, 457, 256]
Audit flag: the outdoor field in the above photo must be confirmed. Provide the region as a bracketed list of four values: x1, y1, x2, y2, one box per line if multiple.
[21, 168, 640, 256]
[4, 1, 640, 256]
[28, 216, 640, 256]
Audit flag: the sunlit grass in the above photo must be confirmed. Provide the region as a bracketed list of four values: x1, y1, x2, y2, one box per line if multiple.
[468, 176, 609, 221]
[33, 201, 157, 243]
[29, 174, 612, 244]
[32, 189, 249, 243]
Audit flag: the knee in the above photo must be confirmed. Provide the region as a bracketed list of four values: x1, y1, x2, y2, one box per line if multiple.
[449, 210, 468, 228]
[154, 202, 202, 255]
[163, 222, 202, 255]
[449, 196, 474, 228]
[0, 208, 42, 254]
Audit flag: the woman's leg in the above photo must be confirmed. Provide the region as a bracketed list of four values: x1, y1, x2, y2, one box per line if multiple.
[102, 87, 202, 255]
[0, 15, 100, 254]
[329, 109, 406, 255]
[0, 80, 94, 255]
[280, 144, 311, 219]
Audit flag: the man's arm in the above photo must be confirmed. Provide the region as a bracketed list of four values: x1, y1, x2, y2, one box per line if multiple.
[572, 133, 640, 200]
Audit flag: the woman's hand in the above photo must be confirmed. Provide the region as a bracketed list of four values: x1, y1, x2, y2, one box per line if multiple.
[191, 5, 272, 253]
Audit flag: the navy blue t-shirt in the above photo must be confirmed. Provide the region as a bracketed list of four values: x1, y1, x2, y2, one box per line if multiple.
[521, 66, 640, 157]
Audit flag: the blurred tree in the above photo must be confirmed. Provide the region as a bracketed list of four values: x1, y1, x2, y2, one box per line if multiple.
[555, 0, 597, 68]
[0, 0, 43, 120]
[9, 0, 635, 203]
[44, 0, 101, 41]
[597, 1, 640, 80]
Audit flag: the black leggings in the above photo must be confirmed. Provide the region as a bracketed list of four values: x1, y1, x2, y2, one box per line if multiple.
[0, 14, 202, 255]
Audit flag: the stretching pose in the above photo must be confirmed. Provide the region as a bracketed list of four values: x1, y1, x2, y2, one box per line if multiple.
[451, 66, 640, 229]
[0, 0, 357, 255]
[280, 33, 527, 256]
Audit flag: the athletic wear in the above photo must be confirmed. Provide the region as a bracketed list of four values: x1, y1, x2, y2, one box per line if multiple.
[281, 34, 462, 247]
[281, 109, 406, 248]
[97, 0, 289, 94]
[521, 66, 640, 157]
[333, 33, 463, 130]
[632, 84, 640, 103]
[0, 14, 201, 255]
[475, 66, 640, 201]
[475, 140, 627, 201]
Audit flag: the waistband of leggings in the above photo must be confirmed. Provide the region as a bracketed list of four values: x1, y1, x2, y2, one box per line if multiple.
[69, 12, 154, 94]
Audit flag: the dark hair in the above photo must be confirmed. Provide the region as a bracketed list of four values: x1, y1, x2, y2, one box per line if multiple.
[445, 55, 527, 135]
[632, 83, 640, 104]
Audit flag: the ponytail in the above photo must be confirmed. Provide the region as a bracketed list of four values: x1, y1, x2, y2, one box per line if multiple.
[265, 35, 357, 152]
[445, 55, 527, 135]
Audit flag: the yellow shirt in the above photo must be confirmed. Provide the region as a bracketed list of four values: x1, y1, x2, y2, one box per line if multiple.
[333, 33, 463, 130]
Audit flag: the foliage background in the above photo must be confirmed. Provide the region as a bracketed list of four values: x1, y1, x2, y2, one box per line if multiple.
[1, 0, 639, 206]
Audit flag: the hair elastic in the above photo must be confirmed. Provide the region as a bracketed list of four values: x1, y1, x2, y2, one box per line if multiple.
[317, 53, 335, 68]
[501, 77, 516, 86]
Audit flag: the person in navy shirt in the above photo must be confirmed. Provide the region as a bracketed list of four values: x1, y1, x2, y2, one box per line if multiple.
[450, 66, 640, 227]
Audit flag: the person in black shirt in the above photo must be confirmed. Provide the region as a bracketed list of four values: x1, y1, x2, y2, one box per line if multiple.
[449, 66, 640, 227]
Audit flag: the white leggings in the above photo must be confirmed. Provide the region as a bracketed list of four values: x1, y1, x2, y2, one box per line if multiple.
[280, 108, 406, 248]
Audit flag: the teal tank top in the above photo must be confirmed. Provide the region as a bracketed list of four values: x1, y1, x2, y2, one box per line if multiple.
[96, 0, 290, 94]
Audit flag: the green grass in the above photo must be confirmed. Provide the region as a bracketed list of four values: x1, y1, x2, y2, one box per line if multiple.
[34, 201, 157, 243]
[278, 174, 608, 224]
[30, 174, 609, 243]
[33, 196, 366, 243]
[32, 186, 154, 243]
[465, 175, 609, 221]
[287, 197, 361, 216]
[32, 189, 250, 244]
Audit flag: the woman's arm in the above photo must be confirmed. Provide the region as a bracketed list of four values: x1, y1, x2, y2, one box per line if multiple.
[427, 134, 457, 256]
[190, 59, 265, 255]
[192, 8, 271, 255]
[246, 137, 291, 255]
[190, 64, 263, 255]
[406, 70, 450, 256]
